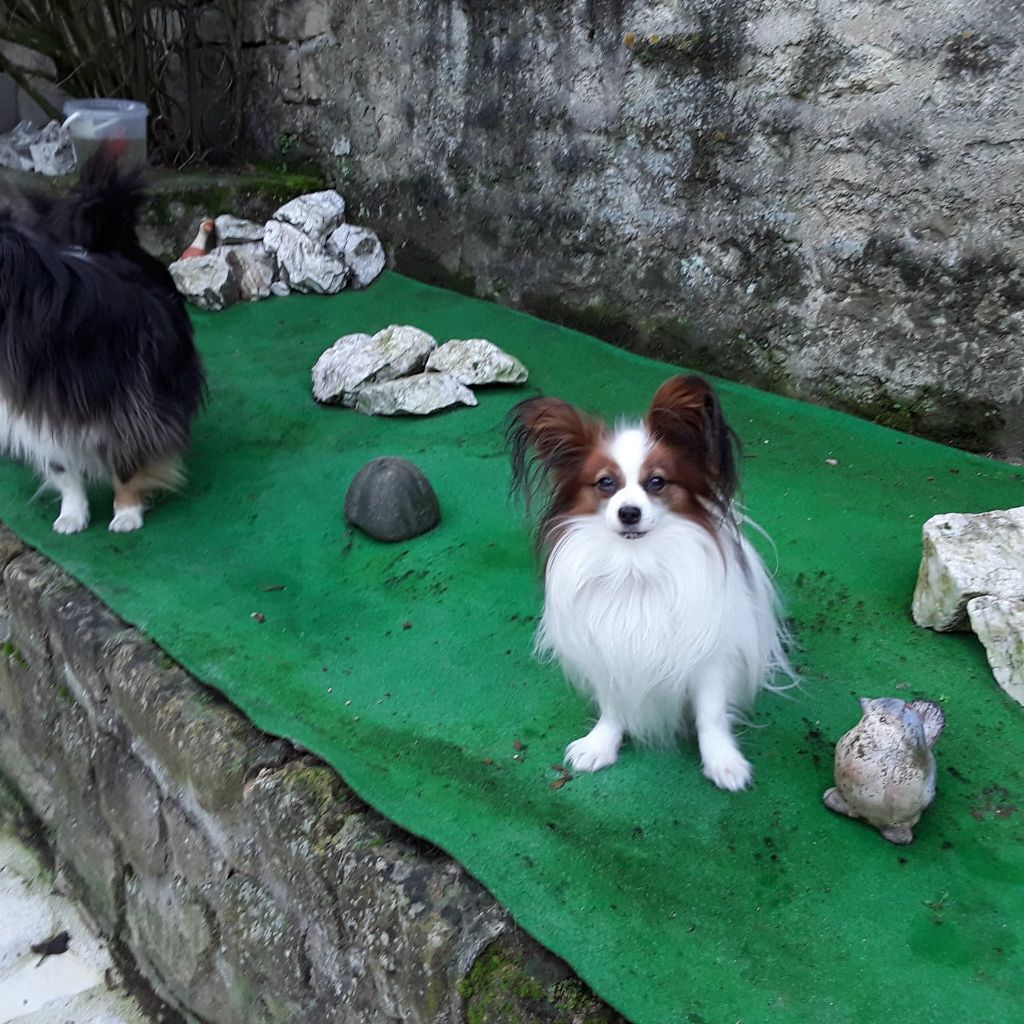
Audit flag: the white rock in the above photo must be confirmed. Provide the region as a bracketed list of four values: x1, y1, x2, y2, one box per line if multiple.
[214, 214, 265, 244]
[371, 324, 438, 369]
[270, 280, 291, 297]
[0, 121, 35, 171]
[911, 507, 1024, 631]
[312, 333, 374, 404]
[169, 249, 240, 311]
[28, 120, 75, 176]
[311, 325, 438, 405]
[263, 219, 349, 294]
[326, 223, 385, 288]
[426, 338, 529, 386]
[271, 190, 346, 241]
[0, 119, 74, 174]
[966, 596, 1024, 707]
[223, 242, 275, 301]
[354, 373, 478, 416]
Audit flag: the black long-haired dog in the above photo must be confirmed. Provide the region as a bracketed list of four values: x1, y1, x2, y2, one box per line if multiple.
[0, 147, 205, 533]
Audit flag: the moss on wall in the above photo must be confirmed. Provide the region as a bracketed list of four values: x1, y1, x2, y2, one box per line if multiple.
[820, 380, 1005, 453]
[460, 941, 622, 1024]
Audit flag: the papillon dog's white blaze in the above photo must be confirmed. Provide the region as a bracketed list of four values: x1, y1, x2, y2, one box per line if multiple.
[507, 375, 793, 791]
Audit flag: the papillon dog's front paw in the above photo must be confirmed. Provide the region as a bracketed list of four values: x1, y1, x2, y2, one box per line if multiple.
[565, 733, 620, 773]
[702, 746, 753, 791]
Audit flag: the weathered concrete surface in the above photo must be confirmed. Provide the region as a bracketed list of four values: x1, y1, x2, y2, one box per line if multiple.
[0, 524, 623, 1024]
[0, 828, 154, 1024]
[234, 0, 1024, 456]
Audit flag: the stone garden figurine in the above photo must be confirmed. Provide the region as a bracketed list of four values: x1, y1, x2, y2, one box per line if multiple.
[179, 218, 214, 259]
[823, 697, 946, 845]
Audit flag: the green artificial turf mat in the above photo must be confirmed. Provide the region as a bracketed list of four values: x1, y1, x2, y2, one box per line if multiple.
[1, 272, 1022, 1023]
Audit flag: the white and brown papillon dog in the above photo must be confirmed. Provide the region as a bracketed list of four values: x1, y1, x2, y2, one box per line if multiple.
[508, 375, 793, 791]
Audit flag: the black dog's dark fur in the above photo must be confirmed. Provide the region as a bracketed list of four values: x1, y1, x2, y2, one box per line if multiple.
[27, 143, 178, 294]
[0, 145, 205, 530]
[0, 216, 202, 477]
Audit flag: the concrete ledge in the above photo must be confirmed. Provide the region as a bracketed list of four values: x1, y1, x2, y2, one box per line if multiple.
[0, 166, 328, 266]
[0, 524, 622, 1024]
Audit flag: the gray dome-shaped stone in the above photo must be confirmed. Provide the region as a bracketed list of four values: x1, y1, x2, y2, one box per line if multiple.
[344, 457, 441, 542]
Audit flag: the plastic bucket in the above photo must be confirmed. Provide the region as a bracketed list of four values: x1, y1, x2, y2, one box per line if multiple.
[61, 98, 148, 167]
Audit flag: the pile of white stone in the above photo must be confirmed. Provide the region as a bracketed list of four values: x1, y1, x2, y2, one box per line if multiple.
[0, 119, 74, 175]
[169, 189, 384, 311]
[912, 507, 1024, 705]
[312, 324, 529, 415]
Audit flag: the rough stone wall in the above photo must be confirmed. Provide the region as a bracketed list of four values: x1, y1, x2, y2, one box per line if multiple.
[0, 525, 622, 1024]
[235, 0, 1024, 455]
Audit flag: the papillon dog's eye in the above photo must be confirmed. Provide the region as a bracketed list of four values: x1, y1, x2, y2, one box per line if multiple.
[646, 475, 666, 493]
[595, 476, 617, 494]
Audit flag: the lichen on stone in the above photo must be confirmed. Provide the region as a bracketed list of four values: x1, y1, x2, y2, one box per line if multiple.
[461, 941, 623, 1024]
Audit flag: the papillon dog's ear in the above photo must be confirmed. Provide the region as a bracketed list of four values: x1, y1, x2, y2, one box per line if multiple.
[506, 396, 603, 507]
[647, 375, 741, 508]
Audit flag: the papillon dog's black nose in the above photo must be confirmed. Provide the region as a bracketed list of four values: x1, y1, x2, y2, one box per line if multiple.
[618, 505, 642, 526]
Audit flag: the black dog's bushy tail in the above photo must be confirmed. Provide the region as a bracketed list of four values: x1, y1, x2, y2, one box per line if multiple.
[28, 142, 147, 253]
[28, 142, 178, 293]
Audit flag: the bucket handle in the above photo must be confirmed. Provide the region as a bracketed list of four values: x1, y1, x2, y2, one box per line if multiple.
[61, 110, 124, 135]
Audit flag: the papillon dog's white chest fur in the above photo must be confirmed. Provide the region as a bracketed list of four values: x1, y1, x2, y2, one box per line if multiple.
[508, 379, 793, 791]
[539, 511, 787, 788]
